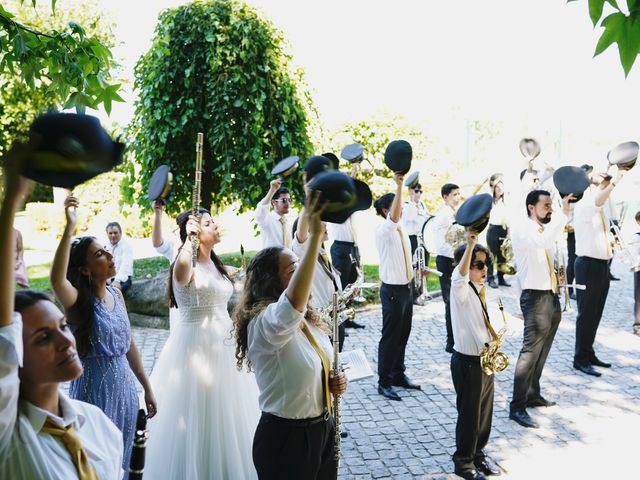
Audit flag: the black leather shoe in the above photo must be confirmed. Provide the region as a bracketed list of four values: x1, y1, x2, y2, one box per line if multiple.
[377, 385, 402, 401]
[573, 362, 602, 377]
[475, 459, 501, 476]
[498, 279, 511, 287]
[509, 409, 539, 428]
[590, 357, 612, 368]
[344, 320, 365, 329]
[526, 397, 557, 408]
[488, 278, 498, 289]
[392, 375, 421, 390]
[454, 468, 487, 480]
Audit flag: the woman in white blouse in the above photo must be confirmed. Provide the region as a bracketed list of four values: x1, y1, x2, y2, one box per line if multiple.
[486, 174, 511, 289]
[0, 144, 123, 480]
[233, 194, 348, 480]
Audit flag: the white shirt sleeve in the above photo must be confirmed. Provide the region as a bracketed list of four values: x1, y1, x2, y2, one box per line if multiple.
[451, 265, 471, 304]
[115, 240, 134, 282]
[154, 238, 175, 262]
[254, 202, 270, 228]
[379, 215, 399, 237]
[250, 292, 307, 353]
[0, 314, 23, 453]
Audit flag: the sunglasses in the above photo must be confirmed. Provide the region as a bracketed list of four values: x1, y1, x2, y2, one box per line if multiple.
[413, 189, 422, 193]
[274, 198, 292, 204]
[471, 260, 487, 270]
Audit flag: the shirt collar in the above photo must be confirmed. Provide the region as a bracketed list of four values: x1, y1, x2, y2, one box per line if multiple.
[22, 391, 85, 433]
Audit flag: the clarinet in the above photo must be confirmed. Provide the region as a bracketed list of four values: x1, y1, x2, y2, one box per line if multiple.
[332, 292, 341, 467]
[128, 409, 148, 480]
[191, 133, 204, 267]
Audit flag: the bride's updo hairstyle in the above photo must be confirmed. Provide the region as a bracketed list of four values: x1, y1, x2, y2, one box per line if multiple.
[167, 208, 231, 308]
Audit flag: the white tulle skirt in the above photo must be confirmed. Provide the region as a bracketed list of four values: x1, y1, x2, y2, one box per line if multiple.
[143, 308, 260, 480]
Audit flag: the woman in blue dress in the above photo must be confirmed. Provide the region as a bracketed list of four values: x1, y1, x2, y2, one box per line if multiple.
[50, 196, 157, 473]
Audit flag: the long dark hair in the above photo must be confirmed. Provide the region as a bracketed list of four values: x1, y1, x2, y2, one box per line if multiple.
[167, 208, 231, 308]
[66, 236, 98, 356]
[232, 246, 324, 372]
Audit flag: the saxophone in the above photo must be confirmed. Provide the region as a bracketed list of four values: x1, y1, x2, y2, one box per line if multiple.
[479, 298, 509, 375]
[497, 237, 516, 275]
[191, 133, 204, 267]
[331, 292, 341, 466]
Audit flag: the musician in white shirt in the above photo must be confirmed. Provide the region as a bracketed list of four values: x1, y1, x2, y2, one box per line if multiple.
[374, 173, 421, 402]
[233, 193, 347, 480]
[0, 147, 123, 480]
[105, 222, 133, 293]
[402, 182, 429, 254]
[254, 179, 293, 249]
[450, 231, 500, 480]
[432, 183, 461, 353]
[509, 190, 572, 429]
[572, 170, 625, 376]
[485, 175, 511, 289]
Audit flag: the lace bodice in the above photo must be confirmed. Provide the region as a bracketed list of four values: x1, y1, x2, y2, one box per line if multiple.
[173, 263, 234, 324]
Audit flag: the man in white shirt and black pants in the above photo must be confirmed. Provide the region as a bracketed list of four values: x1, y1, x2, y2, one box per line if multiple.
[433, 183, 462, 353]
[254, 179, 293, 249]
[572, 170, 624, 376]
[375, 172, 421, 401]
[450, 230, 500, 480]
[509, 190, 573, 428]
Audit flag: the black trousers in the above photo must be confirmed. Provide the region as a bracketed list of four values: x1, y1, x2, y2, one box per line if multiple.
[436, 255, 454, 351]
[451, 352, 494, 474]
[634, 271, 640, 330]
[510, 290, 561, 411]
[378, 282, 413, 387]
[574, 256, 610, 364]
[330, 240, 360, 350]
[253, 413, 336, 480]
[566, 231, 576, 287]
[486, 225, 507, 282]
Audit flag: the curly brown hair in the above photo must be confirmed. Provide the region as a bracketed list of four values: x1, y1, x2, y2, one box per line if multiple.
[232, 246, 326, 372]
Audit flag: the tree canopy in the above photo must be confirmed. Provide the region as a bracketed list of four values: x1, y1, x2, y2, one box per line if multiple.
[127, 0, 317, 216]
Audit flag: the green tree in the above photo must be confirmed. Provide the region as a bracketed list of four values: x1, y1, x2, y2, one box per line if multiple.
[570, 0, 640, 76]
[0, 0, 122, 115]
[127, 0, 317, 216]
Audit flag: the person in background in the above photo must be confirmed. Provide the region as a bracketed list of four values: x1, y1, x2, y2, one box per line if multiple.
[486, 174, 510, 289]
[633, 210, 640, 336]
[105, 222, 134, 294]
[14, 227, 29, 288]
[254, 179, 293, 249]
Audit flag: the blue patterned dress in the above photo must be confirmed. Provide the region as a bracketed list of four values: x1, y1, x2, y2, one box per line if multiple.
[69, 286, 138, 473]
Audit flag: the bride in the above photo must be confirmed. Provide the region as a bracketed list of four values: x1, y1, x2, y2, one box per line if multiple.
[144, 208, 260, 479]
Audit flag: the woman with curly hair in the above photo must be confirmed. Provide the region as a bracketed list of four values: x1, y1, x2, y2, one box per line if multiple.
[50, 196, 156, 475]
[233, 193, 348, 480]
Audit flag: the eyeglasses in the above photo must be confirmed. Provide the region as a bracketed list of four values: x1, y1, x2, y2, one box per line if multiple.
[471, 260, 487, 270]
[274, 198, 292, 204]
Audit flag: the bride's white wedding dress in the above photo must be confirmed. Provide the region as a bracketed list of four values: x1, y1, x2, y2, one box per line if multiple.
[144, 263, 260, 479]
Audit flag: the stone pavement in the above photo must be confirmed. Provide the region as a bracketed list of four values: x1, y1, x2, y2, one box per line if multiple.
[127, 261, 640, 479]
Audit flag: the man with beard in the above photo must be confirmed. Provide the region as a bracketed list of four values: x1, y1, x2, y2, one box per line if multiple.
[509, 189, 573, 428]
[254, 179, 293, 249]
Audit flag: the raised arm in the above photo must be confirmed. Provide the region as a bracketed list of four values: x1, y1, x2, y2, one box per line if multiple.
[389, 172, 404, 223]
[295, 176, 312, 244]
[50, 196, 79, 309]
[458, 230, 478, 277]
[595, 170, 624, 207]
[151, 200, 166, 248]
[172, 215, 200, 286]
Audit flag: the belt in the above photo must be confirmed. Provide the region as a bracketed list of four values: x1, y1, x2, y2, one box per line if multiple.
[333, 240, 355, 246]
[452, 351, 480, 363]
[522, 289, 555, 295]
[260, 411, 329, 427]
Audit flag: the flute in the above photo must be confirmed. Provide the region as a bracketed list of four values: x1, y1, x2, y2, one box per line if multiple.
[192, 133, 204, 267]
[332, 292, 341, 466]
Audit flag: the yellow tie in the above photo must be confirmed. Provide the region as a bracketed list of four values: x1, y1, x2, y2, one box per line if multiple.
[279, 216, 290, 248]
[349, 216, 358, 244]
[479, 286, 486, 309]
[599, 208, 613, 258]
[42, 417, 99, 480]
[301, 321, 332, 415]
[397, 225, 414, 283]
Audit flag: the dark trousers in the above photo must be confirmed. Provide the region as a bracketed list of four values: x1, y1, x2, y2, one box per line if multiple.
[451, 352, 494, 474]
[574, 256, 610, 364]
[486, 225, 507, 282]
[378, 282, 413, 387]
[566, 231, 576, 287]
[436, 255, 454, 351]
[253, 413, 336, 480]
[510, 290, 561, 411]
[330, 240, 360, 350]
[634, 271, 640, 330]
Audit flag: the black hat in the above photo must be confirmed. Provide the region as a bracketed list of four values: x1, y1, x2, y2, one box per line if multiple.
[25, 112, 125, 188]
[384, 140, 412, 174]
[147, 165, 173, 202]
[519, 138, 541, 160]
[340, 143, 364, 163]
[271, 155, 299, 180]
[304, 155, 332, 181]
[455, 193, 492, 233]
[607, 141, 638, 171]
[404, 171, 420, 189]
[553, 166, 590, 202]
[322, 152, 340, 170]
[308, 170, 372, 223]
[580, 164, 593, 174]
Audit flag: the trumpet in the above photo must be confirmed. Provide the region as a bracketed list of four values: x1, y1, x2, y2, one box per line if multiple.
[611, 223, 640, 272]
[191, 133, 204, 267]
[479, 298, 509, 375]
[412, 233, 442, 304]
[331, 292, 342, 466]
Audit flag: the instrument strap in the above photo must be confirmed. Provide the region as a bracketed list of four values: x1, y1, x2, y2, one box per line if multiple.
[468, 282, 499, 341]
[318, 252, 340, 292]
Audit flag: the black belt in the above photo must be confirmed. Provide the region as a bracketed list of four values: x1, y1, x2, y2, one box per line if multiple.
[333, 240, 355, 246]
[260, 411, 329, 427]
[522, 289, 555, 295]
[452, 351, 481, 363]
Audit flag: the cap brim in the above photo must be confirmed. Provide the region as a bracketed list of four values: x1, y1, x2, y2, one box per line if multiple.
[321, 180, 372, 223]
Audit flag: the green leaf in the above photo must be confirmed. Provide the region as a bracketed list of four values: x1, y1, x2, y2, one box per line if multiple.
[590, 0, 606, 25]
[619, 16, 640, 75]
[594, 11, 626, 56]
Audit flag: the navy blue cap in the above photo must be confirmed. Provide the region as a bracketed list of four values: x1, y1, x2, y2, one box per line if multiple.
[271, 155, 299, 179]
[553, 166, 590, 202]
[384, 140, 412, 174]
[455, 193, 492, 233]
